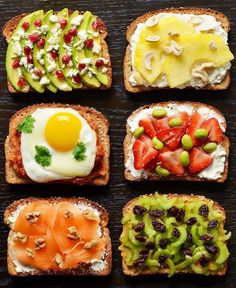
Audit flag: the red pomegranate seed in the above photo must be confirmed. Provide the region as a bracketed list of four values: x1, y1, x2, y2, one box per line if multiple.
[17, 78, 27, 87]
[73, 74, 81, 84]
[37, 38, 45, 48]
[12, 59, 20, 69]
[55, 70, 64, 80]
[95, 59, 104, 68]
[84, 38, 94, 49]
[22, 22, 29, 31]
[68, 28, 77, 37]
[92, 21, 99, 30]
[59, 18, 68, 29]
[24, 46, 31, 55]
[50, 49, 58, 60]
[28, 33, 39, 43]
[78, 63, 86, 70]
[34, 19, 42, 27]
[27, 54, 33, 64]
[34, 68, 43, 77]
[63, 33, 72, 43]
[62, 54, 70, 64]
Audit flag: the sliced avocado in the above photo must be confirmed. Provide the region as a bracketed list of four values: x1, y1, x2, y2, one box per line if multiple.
[6, 13, 32, 92]
[20, 10, 45, 93]
[58, 10, 82, 89]
[44, 8, 72, 91]
[72, 11, 100, 88]
[33, 10, 57, 93]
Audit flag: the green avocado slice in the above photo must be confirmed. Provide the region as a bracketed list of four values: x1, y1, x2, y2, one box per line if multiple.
[44, 8, 72, 91]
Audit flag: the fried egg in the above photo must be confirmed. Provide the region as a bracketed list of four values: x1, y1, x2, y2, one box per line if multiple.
[21, 108, 97, 182]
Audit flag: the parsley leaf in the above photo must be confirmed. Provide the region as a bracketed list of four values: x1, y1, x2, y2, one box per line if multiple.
[72, 142, 87, 161]
[17, 115, 35, 134]
[35, 145, 52, 167]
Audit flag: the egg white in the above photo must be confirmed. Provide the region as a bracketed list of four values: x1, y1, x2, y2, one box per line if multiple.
[21, 108, 97, 183]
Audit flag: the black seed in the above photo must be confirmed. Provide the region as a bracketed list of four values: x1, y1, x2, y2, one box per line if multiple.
[149, 209, 165, 218]
[159, 239, 169, 249]
[135, 235, 146, 242]
[152, 219, 166, 233]
[168, 206, 179, 217]
[146, 242, 155, 250]
[187, 217, 197, 226]
[208, 219, 218, 229]
[205, 244, 219, 255]
[182, 247, 192, 257]
[199, 255, 209, 267]
[200, 234, 214, 242]
[176, 208, 185, 222]
[172, 228, 180, 238]
[187, 232, 193, 242]
[134, 222, 145, 232]
[158, 254, 167, 264]
[199, 204, 209, 217]
[133, 205, 147, 216]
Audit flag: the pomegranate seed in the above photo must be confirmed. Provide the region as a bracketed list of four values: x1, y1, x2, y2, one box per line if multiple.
[68, 28, 77, 37]
[17, 78, 27, 87]
[62, 54, 70, 64]
[22, 22, 29, 31]
[34, 68, 43, 77]
[27, 54, 33, 64]
[73, 74, 81, 84]
[50, 49, 58, 60]
[59, 18, 68, 29]
[12, 59, 20, 69]
[37, 38, 45, 48]
[28, 33, 39, 43]
[84, 38, 94, 49]
[63, 33, 72, 43]
[78, 63, 86, 70]
[55, 70, 64, 80]
[24, 46, 31, 55]
[92, 21, 99, 31]
[95, 59, 104, 68]
[34, 19, 42, 27]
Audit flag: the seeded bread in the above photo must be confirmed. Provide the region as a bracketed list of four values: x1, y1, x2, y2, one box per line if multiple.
[124, 101, 229, 183]
[3, 10, 112, 93]
[124, 7, 231, 92]
[4, 197, 112, 276]
[120, 193, 227, 276]
[5, 103, 110, 185]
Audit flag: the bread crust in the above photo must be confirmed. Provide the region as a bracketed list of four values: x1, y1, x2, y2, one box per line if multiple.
[120, 193, 227, 276]
[4, 197, 112, 276]
[3, 11, 112, 93]
[124, 101, 229, 183]
[123, 7, 231, 92]
[5, 103, 110, 185]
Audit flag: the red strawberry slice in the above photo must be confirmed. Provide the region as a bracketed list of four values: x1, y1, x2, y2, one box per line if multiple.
[144, 154, 159, 172]
[139, 118, 156, 138]
[159, 148, 185, 176]
[187, 112, 205, 146]
[169, 112, 189, 127]
[152, 117, 169, 132]
[189, 148, 213, 174]
[201, 118, 223, 143]
[132, 135, 158, 170]
[156, 127, 185, 150]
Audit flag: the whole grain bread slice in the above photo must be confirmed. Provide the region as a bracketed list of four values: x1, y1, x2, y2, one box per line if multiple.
[120, 193, 227, 276]
[124, 7, 231, 92]
[3, 10, 112, 93]
[5, 103, 110, 185]
[4, 197, 112, 276]
[124, 101, 229, 183]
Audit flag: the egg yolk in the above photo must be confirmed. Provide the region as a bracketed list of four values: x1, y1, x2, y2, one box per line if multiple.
[45, 112, 82, 152]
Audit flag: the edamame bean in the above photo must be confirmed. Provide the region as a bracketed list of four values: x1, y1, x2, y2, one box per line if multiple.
[169, 118, 183, 127]
[181, 134, 193, 150]
[203, 142, 217, 153]
[194, 129, 208, 139]
[180, 151, 190, 166]
[133, 127, 144, 138]
[152, 108, 167, 118]
[152, 137, 164, 150]
[155, 165, 170, 177]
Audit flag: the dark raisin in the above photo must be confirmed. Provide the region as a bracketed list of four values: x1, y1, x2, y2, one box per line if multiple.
[187, 217, 197, 226]
[182, 247, 192, 257]
[168, 206, 179, 217]
[205, 244, 219, 255]
[134, 222, 145, 232]
[208, 219, 218, 229]
[187, 232, 193, 242]
[176, 208, 185, 222]
[159, 239, 169, 249]
[199, 255, 209, 267]
[149, 209, 165, 218]
[135, 235, 146, 242]
[146, 242, 155, 250]
[172, 228, 180, 238]
[134, 258, 145, 266]
[134, 249, 149, 266]
[199, 204, 209, 217]
[152, 219, 166, 233]
[158, 254, 167, 264]
[133, 205, 147, 216]
[200, 234, 214, 242]
[139, 249, 149, 257]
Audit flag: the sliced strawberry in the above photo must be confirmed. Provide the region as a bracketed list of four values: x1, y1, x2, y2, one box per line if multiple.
[156, 127, 185, 150]
[144, 153, 159, 172]
[139, 118, 156, 138]
[159, 148, 185, 176]
[187, 112, 205, 146]
[189, 148, 213, 174]
[169, 112, 189, 127]
[201, 118, 223, 143]
[132, 135, 158, 170]
[152, 117, 169, 132]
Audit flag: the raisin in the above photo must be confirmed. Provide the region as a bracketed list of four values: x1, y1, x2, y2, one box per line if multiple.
[200, 234, 214, 242]
[159, 239, 169, 249]
[134, 222, 145, 232]
[187, 217, 197, 226]
[172, 228, 180, 238]
[182, 247, 192, 257]
[149, 209, 165, 218]
[176, 208, 185, 222]
[146, 242, 155, 250]
[152, 219, 166, 233]
[199, 204, 209, 217]
[135, 235, 146, 242]
[158, 254, 167, 264]
[187, 232, 193, 243]
[199, 255, 209, 267]
[208, 219, 218, 229]
[205, 244, 219, 255]
[168, 206, 179, 217]
[133, 205, 147, 216]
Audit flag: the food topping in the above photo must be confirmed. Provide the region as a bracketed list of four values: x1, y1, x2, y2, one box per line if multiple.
[25, 211, 40, 223]
[35, 237, 46, 250]
[67, 226, 81, 240]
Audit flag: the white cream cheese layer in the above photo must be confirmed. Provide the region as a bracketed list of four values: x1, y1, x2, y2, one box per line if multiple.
[129, 13, 231, 88]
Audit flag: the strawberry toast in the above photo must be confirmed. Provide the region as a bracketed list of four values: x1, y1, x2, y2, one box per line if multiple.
[124, 102, 229, 182]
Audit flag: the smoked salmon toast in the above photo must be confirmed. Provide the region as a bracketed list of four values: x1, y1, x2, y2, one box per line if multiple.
[4, 197, 112, 276]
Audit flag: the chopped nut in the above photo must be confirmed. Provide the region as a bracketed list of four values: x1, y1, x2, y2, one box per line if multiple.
[191, 62, 215, 84]
[84, 239, 99, 249]
[144, 52, 155, 70]
[54, 253, 63, 268]
[189, 16, 202, 25]
[146, 16, 159, 27]
[82, 209, 99, 221]
[25, 211, 40, 224]
[26, 248, 34, 258]
[13, 232, 28, 244]
[34, 238, 46, 250]
[209, 40, 218, 50]
[67, 226, 81, 240]
[64, 209, 73, 218]
[168, 31, 180, 38]
[163, 40, 183, 56]
[145, 35, 160, 42]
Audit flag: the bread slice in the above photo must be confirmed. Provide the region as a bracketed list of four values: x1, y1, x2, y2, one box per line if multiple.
[3, 10, 112, 93]
[4, 197, 112, 276]
[124, 101, 229, 182]
[5, 103, 110, 185]
[124, 7, 231, 92]
[120, 193, 228, 276]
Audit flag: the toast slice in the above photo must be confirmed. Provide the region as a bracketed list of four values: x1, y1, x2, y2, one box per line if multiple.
[5, 103, 110, 185]
[124, 8, 232, 92]
[124, 101, 229, 182]
[119, 192, 230, 276]
[4, 197, 112, 276]
[3, 10, 112, 93]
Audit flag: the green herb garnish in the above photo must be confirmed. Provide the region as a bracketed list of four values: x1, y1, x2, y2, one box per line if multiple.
[35, 145, 52, 167]
[72, 142, 87, 161]
[17, 115, 35, 134]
